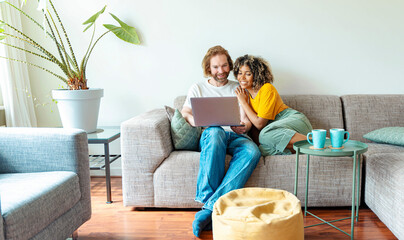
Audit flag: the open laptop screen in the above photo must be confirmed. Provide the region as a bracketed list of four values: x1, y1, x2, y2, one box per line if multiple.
[190, 97, 242, 127]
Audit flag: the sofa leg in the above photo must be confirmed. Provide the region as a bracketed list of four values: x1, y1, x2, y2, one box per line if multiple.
[72, 230, 78, 240]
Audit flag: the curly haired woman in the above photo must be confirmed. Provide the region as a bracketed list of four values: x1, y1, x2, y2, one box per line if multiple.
[234, 54, 313, 155]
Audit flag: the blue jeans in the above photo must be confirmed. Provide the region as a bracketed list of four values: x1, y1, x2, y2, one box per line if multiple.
[195, 127, 261, 211]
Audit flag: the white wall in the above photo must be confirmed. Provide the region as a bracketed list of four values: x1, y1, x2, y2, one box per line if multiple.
[0, 44, 4, 106]
[21, 0, 404, 127]
[18, 0, 404, 174]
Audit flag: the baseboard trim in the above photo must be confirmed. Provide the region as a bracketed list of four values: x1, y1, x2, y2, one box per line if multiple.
[90, 168, 122, 177]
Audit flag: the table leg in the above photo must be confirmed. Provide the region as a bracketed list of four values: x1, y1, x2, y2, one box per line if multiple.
[305, 154, 310, 216]
[294, 148, 300, 195]
[104, 143, 112, 204]
[356, 154, 361, 222]
[351, 151, 357, 240]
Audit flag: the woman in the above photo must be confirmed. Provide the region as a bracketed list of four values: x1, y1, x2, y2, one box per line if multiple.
[234, 54, 312, 155]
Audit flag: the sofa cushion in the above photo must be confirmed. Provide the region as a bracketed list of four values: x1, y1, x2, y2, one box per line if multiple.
[153, 150, 358, 207]
[153, 151, 203, 208]
[0, 171, 81, 240]
[164, 105, 175, 121]
[363, 143, 404, 159]
[170, 109, 201, 150]
[165, 105, 202, 150]
[365, 153, 404, 240]
[261, 154, 361, 207]
[341, 95, 404, 143]
[363, 127, 404, 146]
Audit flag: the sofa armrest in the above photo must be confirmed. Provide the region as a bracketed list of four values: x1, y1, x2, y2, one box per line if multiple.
[121, 108, 173, 173]
[0, 128, 88, 172]
[121, 108, 173, 206]
[0, 128, 91, 204]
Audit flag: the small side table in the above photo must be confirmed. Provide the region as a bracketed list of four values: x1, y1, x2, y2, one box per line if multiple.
[293, 139, 368, 240]
[87, 127, 121, 204]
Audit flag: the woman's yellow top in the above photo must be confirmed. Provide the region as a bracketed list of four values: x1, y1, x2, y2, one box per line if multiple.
[249, 83, 288, 120]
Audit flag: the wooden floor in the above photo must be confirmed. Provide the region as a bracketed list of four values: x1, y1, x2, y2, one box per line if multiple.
[77, 177, 398, 240]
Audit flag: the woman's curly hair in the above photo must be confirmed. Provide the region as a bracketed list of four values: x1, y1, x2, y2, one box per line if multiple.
[233, 54, 273, 90]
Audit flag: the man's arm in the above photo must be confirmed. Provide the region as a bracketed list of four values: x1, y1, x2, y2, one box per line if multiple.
[181, 106, 196, 127]
[181, 83, 201, 127]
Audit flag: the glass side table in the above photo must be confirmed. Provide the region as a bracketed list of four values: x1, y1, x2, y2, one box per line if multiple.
[87, 126, 121, 204]
[293, 139, 368, 240]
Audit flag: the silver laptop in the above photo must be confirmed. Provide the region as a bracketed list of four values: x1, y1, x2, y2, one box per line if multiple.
[190, 97, 242, 127]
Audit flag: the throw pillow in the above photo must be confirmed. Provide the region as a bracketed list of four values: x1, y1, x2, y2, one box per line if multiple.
[170, 109, 201, 150]
[164, 105, 175, 122]
[363, 127, 404, 146]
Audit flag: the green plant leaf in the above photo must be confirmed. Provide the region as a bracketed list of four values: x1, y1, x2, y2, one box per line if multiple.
[0, 22, 5, 38]
[83, 5, 106, 32]
[103, 13, 140, 44]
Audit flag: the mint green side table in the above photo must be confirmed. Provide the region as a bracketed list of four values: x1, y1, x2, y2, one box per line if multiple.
[293, 139, 368, 240]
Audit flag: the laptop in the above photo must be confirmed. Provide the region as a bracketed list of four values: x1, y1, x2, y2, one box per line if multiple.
[190, 96, 242, 127]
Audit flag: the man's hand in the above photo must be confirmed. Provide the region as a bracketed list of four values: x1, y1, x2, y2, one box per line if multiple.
[231, 122, 248, 134]
[181, 106, 196, 126]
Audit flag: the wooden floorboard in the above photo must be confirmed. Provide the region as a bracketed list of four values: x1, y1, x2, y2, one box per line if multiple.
[77, 177, 398, 240]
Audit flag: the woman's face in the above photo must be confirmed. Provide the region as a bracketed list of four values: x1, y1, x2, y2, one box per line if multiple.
[237, 65, 254, 90]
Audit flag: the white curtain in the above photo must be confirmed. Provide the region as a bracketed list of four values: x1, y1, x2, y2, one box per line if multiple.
[0, 0, 37, 127]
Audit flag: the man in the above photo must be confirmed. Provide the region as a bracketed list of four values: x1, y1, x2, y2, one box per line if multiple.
[181, 45, 261, 237]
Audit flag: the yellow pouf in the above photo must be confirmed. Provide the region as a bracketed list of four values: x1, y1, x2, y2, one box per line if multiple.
[212, 188, 304, 240]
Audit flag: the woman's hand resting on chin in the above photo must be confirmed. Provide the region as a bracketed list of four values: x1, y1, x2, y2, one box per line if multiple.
[235, 86, 249, 105]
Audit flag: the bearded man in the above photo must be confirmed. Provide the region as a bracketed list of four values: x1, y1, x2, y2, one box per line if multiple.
[181, 45, 261, 237]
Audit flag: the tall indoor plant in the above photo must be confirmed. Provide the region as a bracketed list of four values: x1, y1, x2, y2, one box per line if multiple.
[0, 0, 140, 132]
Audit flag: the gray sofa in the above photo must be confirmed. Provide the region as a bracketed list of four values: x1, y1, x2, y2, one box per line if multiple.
[121, 94, 404, 239]
[0, 128, 91, 240]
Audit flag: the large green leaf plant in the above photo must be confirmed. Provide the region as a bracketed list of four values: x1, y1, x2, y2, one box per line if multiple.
[0, 0, 140, 90]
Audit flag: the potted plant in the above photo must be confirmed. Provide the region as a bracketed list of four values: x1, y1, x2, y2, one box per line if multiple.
[0, 0, 140, 132]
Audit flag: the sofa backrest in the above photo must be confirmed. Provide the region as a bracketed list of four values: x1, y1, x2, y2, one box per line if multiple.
[173, 95, 345, 135]
[282, 95, 344, 132]
[174, 96, 187, 110]
[341, 94, 404, 142]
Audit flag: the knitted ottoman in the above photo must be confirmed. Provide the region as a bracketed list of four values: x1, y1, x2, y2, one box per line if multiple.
[212, 188, 304, 240]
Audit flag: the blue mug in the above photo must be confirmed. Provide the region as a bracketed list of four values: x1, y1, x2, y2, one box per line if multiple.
[307, 129, 327, 149]
[330, 128, 349, 148]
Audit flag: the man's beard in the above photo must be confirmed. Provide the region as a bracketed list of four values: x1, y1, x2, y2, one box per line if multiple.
[212, 72, 229, 83]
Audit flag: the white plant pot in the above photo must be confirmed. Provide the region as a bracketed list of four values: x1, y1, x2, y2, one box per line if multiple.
[52, 88, 104, 133]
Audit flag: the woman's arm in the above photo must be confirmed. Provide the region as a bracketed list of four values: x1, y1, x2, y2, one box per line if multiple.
[235, 87, 269, 130]
[239, 100, 269, 130]
[231, 106, 252, 134]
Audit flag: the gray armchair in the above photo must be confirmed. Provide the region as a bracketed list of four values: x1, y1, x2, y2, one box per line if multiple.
[0, 128, 91, 240]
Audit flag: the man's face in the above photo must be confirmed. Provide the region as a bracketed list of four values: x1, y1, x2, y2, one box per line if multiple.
[210, 54, 230, 83]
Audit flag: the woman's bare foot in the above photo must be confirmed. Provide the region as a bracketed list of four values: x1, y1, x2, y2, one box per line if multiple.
[286, 133, 307, 152]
